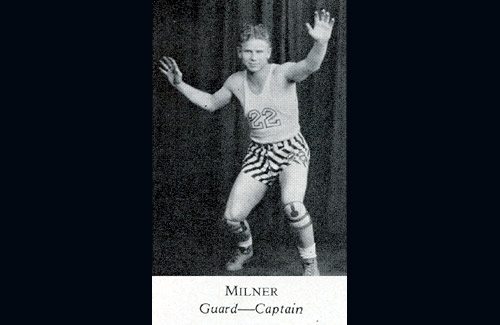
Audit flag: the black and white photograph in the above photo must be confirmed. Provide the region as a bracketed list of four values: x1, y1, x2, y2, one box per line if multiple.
[153, 0, 345, 278]
[152, 2, 346, 320]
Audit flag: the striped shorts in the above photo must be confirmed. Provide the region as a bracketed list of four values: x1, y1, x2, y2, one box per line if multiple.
[241, 133, 310, 186]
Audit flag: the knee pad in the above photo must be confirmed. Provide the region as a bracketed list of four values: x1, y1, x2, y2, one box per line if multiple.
[284, 202, 312, 230]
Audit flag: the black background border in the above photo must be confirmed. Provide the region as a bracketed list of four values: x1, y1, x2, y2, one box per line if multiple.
[8, 0, 483, 323]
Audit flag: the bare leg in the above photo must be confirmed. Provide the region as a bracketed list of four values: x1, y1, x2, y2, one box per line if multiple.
[279, 163, 315, 249]
[225, 171, 268, 223]
[224, 172, 267, 271]
[280, 162, 319, 275]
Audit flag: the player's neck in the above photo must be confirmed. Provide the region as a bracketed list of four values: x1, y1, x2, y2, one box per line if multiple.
[246, 63, 271, 85]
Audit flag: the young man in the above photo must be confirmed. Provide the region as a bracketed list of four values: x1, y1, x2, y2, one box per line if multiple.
[159, 9, 334, 276]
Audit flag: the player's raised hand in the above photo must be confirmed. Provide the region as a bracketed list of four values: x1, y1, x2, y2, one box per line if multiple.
[159, 56, 183, 86]
[305, 9, 335, 44]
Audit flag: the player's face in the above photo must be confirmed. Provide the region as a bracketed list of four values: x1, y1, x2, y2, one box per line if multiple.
[238, 38, 271, 73]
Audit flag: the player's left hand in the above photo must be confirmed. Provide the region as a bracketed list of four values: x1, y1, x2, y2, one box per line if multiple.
[305, 9, 335, 44]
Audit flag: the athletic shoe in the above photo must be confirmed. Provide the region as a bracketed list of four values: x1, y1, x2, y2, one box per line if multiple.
[226, 245, 253, 271]
[302, 258, 320, 276]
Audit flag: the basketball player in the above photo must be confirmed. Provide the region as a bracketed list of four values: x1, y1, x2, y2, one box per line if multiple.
[159, 9, 334, 276]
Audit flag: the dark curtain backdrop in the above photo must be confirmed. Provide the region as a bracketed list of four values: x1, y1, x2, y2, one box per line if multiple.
[153, 0, 346, 273]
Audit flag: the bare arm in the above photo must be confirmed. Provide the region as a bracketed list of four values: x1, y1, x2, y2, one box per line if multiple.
[159, 56, 232, 112]
[284, 9, 335, 82]
[175, 81, 232, 112]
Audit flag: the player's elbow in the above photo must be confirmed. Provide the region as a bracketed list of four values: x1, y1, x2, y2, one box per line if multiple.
[308, 63, 321, 73]
[204, 100, 223, 113]
[304, 59, 322, 73]
[202, 103, 217, 112]
[200, 97, 215, 112]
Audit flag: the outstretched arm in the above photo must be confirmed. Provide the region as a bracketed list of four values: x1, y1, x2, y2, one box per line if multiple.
[159, 56, 232, 112]
[284, 9, 335, 82]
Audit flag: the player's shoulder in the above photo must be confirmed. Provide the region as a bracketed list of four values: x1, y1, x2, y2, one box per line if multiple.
[224, 71, 244, 89]
[274, 62, 296, 74]
[272, 62, 298, 83]
[276, 62, 296, 69]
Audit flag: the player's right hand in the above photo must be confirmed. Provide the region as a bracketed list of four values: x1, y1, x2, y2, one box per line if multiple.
[159, 56, 183, 86]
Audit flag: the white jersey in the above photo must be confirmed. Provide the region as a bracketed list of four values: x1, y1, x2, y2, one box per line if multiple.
[243, 64, 301, 143]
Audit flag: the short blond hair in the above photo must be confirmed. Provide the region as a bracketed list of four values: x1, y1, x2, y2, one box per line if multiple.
[240, 23, 271, 45]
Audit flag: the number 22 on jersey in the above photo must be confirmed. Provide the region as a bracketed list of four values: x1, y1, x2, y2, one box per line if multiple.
[247, 108, 281, 129]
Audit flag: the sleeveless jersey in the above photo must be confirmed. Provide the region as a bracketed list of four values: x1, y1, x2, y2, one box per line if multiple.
[243, 64, 301, 143]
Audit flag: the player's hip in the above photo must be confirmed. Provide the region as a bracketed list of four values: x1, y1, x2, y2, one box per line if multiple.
[243, 132, 310, 166]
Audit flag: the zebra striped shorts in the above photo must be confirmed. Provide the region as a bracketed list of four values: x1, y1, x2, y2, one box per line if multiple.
[241, 133, 310, 186]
